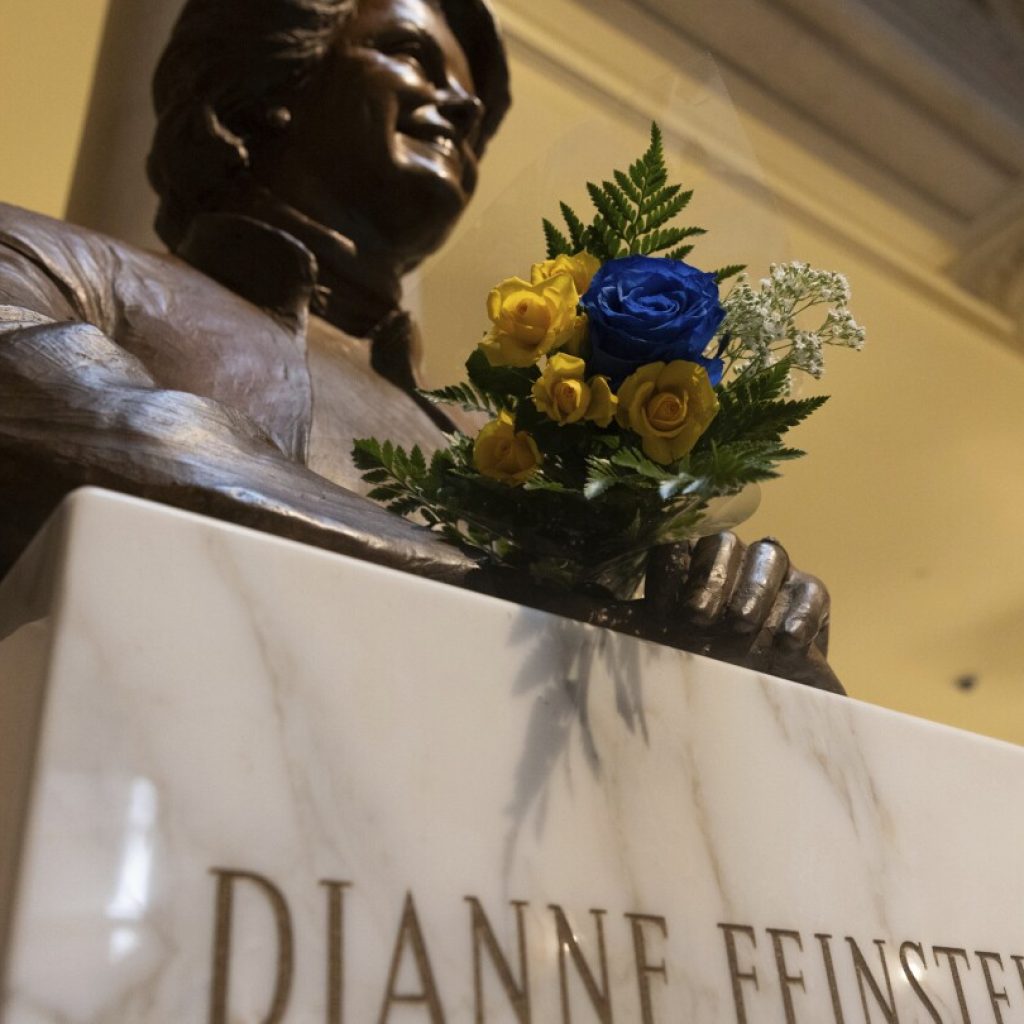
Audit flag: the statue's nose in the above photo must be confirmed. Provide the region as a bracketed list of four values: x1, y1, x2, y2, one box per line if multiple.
[438, 86, 484, 146]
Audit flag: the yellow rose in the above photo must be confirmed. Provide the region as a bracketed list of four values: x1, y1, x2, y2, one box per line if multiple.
[531, 251, 602, 296]
[585, 375, 617, 428]
[616, 360, 719, 464]
[473, 412, 542, 485]
[479, 273, 580, 368]
[559, 313, 590, 358]
[532, 353, 617, 427]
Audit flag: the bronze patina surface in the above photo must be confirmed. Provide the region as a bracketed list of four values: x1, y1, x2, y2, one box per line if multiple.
[0, 0, 840, 692]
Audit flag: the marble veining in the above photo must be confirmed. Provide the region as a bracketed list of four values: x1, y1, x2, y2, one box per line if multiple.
[2, 489, 1024, 1022]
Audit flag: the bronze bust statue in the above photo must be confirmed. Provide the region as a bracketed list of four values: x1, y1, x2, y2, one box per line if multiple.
[0, 0, 841, 692]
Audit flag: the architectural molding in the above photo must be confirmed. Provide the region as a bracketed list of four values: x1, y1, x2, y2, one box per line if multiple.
[980, 0, 1024, 37]
[494, 0, 1016, 343]
[951, 186, 1024, 323]
[626, 0, 1024, 330]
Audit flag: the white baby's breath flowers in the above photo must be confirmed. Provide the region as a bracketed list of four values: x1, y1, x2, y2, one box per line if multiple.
[718, 262, 865, 383]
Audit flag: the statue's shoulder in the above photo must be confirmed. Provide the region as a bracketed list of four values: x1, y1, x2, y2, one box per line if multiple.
[0, 201, 173, 285]
[0, 201, 93, 250]
[0, 203, 298, 335]
[0, 203, 313, 461]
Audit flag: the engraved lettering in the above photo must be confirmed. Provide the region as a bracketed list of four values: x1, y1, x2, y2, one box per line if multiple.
[768, 928, 805, 1024]
[465, 896, 531, 1022]
[815, 933, 846, 1024]
[845, 937, 897, 1024]
[976, 951, 1010, 1024]
[378, 892, 446, 1023]
[1011, 956, 1024, 998]
[898, 941, 941, 1023]
[208, 868, 294, 1024]
[718, 923, 759, 1024]
[195, 871, 1024, 1024]
[549, 905, 613, 1023]
[625, 913, 668, 1024]
[321, 880, 352, 1024]
[933, 946, 973, 1024]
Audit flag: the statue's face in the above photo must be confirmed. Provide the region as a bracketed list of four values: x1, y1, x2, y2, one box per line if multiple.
[257, 0, 485, 270]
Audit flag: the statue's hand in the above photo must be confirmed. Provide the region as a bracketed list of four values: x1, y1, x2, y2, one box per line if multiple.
[645, 533, 843, 694]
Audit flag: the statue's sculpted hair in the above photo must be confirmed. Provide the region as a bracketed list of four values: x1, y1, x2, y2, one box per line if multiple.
[147, 0, 510, 251]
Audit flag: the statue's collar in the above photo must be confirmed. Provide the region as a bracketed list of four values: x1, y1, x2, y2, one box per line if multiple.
[174, 210, 454, 433]
[176, 212, 317, 325]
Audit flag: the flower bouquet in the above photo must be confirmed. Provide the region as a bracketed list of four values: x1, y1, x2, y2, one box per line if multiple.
[354, 125, 863, 598]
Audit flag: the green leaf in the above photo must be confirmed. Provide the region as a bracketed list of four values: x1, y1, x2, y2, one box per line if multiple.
[366, 485, 402, 502]
[610, 447, 678, 479]
[641, 124, 668, 190]
[351, 437, 385, 470]
[639, 194, 690, 233]
[583, 476, 614, 500]
[542, 218, 572, 258]
[419, 381, 500, 415]
[613, 169, 642, 205]
[712, 390, 828, 446]
[545, 121, 709, 268]
[586, 182, 626, 242]
[640, 184, 689, 217]
[640, 226, 706, 256]
[387, 496, 425, 517]
[664, 244, 695, 262]
[601, 179, 634, 225]
[560, 202, 588, 251]
[585, 217, 622, 262]
[687, 440, 787, 490]
[627, 150, 648, 189]
[524, 475, 575, 494]
[465, 349, 538, 403]
[715, 264, 746, 283]
[590, 432, 623, 452]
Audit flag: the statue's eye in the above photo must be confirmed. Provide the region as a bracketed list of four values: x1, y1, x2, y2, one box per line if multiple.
[386, 39, 427, 70]
[373, 25, 447, 86]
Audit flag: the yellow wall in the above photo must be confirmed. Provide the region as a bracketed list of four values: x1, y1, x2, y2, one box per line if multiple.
[0, 0, 109, 216]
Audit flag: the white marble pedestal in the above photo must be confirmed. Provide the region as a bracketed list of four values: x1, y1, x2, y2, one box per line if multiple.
[1, 489, 1023, 1023]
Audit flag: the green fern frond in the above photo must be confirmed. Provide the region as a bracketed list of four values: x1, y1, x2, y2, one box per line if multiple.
[600, 179, 634, 225]
[542, 218, 572, 258]
[418, 381, 500, 415]
[715, 264, 746, 283]
[613, 169, 642, 205]
[586, 183, 625, 241]
[703, 362, 828, 448]
[664, 244, 695, 261]
[640, 193, 690, 233]
[544, 122, 709, 264]
[559, 202, 588, 251]
[640, 185, 689, 217]
[641, 226, 706, 256]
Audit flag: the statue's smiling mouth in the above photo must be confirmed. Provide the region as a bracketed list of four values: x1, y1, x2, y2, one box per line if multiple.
[397, 117, 462, 164]
[392, 106, 478, 197]
[412, 133, 457, 159]
[426, 136, 457, 157]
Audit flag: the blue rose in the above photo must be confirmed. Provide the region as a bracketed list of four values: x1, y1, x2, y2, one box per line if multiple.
[580, 255, 726, 386]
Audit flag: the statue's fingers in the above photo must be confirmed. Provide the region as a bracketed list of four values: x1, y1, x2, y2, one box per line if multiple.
[679, 532, 746, 626]
[644, 541, 692, 620]
[726, 538, 790, 634]
[760, 644, 846, 695]
[767, 571, 831, 652]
